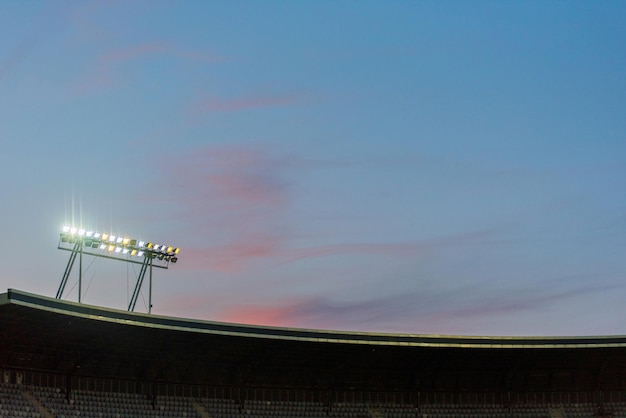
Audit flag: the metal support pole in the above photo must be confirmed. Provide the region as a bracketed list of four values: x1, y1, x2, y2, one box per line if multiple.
[128, 255, 151, 312]
[78, 244, 83, 303]
[56, 242, 80, 299]
[149, 259, 153, 314]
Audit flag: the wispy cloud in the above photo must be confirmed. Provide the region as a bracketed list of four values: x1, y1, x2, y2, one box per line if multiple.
[146, 145, 291, 271]
[74, 42, 169, 94]
[179, 229, 495, 273]
[0, 2, 65, 84]
[217, 281, 622, 334]
[145, 144, 503, 273]
[161, 145, 289, 211]
[188, 92, 308, 120]
[74, 42, 224, 95]
[0, 35, 36, 84]
[279, 228, 499, 265]
[69, 0, 117, 42]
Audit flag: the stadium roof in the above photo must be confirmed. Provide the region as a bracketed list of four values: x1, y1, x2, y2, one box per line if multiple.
[2, 289, 626, 392]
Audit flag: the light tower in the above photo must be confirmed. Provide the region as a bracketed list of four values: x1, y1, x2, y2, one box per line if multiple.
[57, 226, 180, 313]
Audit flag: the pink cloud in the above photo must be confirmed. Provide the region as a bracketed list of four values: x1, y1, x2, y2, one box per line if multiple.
[163, 145, 288, 210]
[158, 294, 226, 318]
[74, 42, 224, 94]
[74, 42, 169, 94]
[179, 235, 283, 272]
[143, 145, 502, 273]
[142, 145, 291, 272]
[218, 302, 306, 328]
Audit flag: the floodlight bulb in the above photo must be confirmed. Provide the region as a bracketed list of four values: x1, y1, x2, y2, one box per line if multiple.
[110, 236, 116, 243]
[122, 238, 130, 245]
[62, 226, 70, 233]
[70, 227, 78, 234]
[146, 242, 153, 249]
[138, 241, 145, 248]
[130, 249, 138, 256]
[116, 237, 123, 244]
[78, 229, 86, 236]
[115, 247, 122, 253]
[99, 244, 106, 250]
[166, 246, 173, 253]
[122, 248, 129, 254]
[94, 233, 101, 239]
[107, 245, 115, 252]
[138, 251, 144, 257]
[102, 233, 109, 241]
[86, 231, 94, 237]
[174, 248, 180, 255]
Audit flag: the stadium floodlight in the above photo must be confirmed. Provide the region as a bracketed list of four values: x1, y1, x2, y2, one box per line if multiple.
[57, 225, 181, 314]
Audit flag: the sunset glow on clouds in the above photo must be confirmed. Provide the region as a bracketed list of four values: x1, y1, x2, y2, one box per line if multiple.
[1, 1, 625, 336]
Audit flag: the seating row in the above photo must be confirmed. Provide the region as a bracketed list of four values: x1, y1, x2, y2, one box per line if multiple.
[4, 382, 626, 417]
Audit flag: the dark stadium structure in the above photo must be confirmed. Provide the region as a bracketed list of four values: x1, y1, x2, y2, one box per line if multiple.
[2, 288, 626, 418]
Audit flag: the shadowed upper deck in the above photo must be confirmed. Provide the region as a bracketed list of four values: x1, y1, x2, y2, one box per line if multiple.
[1, 289, 626, 392]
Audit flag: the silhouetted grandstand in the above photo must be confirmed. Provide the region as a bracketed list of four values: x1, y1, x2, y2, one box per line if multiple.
[1, 289, 625, 417]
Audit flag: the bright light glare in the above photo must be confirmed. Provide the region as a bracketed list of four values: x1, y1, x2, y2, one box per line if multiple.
[61, 225, 180, 263]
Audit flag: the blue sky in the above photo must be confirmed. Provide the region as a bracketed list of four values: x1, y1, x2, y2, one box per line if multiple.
[1, 1, 625, 336]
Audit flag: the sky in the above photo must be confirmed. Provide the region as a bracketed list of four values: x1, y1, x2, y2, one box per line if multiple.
[1, 1, 625, 337]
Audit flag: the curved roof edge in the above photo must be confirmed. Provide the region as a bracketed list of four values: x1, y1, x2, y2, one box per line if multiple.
[4, 288, 626, 349]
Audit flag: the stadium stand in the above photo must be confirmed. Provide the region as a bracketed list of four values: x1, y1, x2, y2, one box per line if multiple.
[0, 382, 42, 418]
[2, 289, 626, 418]
[4, 378, 626, 417]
